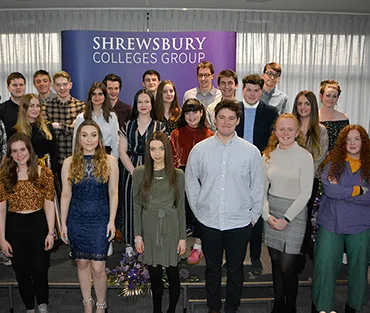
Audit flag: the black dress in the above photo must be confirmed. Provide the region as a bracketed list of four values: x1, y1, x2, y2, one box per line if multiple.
[30, 122, 59, 174]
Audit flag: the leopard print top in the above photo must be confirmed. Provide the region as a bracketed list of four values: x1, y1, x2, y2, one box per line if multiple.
[0, 166, 55, 212]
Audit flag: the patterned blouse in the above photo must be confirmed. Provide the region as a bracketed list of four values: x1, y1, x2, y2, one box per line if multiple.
[320, 119, 349, 152]
[0, 166, 55, 212]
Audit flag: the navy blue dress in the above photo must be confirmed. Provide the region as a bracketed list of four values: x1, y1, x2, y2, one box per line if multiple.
[67, 155, 109, 260]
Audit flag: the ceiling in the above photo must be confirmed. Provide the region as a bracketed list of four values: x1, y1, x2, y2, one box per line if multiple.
[1, 0, 370, 14]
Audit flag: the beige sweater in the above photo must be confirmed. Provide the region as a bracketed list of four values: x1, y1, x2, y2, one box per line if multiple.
[262, 142, 314, 221]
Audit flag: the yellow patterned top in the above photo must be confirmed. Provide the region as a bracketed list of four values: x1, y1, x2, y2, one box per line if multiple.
[0, 166, 55, 212]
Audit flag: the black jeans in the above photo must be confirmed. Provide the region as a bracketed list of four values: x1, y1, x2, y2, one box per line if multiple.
[148, 265, 181, 313]
[198, 222, 252, 313]
[6, 210, 50, 310]
[249, 216, 263, 261]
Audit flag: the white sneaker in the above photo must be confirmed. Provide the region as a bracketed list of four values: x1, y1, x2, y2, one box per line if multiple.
[107, 242, 113, 256]
[342, 253, 348, 264]
[38, 303, 48, 313]
[125, 245, 133, 256]
[0, 252, 11, 266]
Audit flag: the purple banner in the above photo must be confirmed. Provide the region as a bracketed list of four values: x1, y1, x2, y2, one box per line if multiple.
[62, 30, 236, 104]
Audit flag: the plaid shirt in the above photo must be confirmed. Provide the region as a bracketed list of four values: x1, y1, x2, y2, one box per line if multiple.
[0, 119, 7, 160]
[42, 97, 85, 164]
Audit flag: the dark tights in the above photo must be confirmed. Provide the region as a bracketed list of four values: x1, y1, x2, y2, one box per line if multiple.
[148, 265, 180, 313]
[268, 247, 298, 313]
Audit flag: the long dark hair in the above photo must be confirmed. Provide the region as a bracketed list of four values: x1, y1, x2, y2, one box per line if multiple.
[0, 133, 40, 192]
[154, 80, 181, 123]
[84, 82, 114, 123]
[176, 98, 209, 132]
[140, 131, 179, 204]
[131, 89, 156, 120]
[292, 90, 322, 161]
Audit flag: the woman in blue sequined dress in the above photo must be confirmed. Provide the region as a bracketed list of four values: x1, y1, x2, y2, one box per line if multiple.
[60, 120, 118, 313]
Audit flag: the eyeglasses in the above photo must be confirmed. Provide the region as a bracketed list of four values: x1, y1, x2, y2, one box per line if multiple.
[265, 71, 280, 80]
[197, 73, 212, 78]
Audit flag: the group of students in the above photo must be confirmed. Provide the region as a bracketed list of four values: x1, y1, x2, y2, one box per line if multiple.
[0, 60, 368, 313]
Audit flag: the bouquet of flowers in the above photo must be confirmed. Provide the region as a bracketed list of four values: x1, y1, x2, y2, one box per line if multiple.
[107, 249, 193, 297]
[107, 250, 151, 297]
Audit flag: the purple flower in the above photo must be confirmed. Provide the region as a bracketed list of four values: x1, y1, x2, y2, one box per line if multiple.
[179, 268, 189, 280]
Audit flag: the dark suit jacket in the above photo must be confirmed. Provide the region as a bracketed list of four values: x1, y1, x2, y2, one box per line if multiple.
[235, 101, 279, 153]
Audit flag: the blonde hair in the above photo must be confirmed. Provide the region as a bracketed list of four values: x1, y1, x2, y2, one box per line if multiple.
[68, 120, 110, 184]
[263, 113, 306, 162]
[15, 93, 52, 140]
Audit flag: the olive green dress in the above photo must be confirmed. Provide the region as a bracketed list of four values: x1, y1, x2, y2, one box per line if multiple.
[133, 166, 186, 267]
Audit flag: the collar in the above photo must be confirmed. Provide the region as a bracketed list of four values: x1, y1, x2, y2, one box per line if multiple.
[214, 131, 238, 146]
[196, 86, 218, 96]
[243, 99, 259, 109]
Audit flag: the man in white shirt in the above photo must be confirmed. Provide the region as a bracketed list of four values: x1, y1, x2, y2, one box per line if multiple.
[183, 61, 222, 110]
[186, 100, 264, 313]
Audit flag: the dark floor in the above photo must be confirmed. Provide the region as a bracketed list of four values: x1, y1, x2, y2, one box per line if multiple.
[0, 241, 369, 313]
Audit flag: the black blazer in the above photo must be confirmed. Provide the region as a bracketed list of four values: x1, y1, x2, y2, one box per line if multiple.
[235, 101, 279, 153]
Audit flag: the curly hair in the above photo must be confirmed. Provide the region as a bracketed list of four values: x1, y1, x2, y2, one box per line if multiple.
[263, 113, 306, 162]
[0, 133, 41, 193]
[320, 125, 370, 181]
[14, 93, 52, 140]
[319, 79, 341, 97]
[154, 80, 181, 123]
[68, 120, 110, 184]
[292, 90, 321, 161]
[139, 131, 179, 205]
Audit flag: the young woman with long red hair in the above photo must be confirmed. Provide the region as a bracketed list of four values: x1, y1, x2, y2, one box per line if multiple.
[312, 125, 370, 313]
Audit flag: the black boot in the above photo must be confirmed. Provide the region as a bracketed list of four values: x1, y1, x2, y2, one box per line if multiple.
[271, 299, 285, 313]
[311, 302, 319, 313]
[345, 303, 356, 313]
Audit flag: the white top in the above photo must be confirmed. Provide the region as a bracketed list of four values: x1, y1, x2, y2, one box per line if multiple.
[262, 142, 314, 221]
[73, 110, 119, 159]
[185, 132, 265, 231]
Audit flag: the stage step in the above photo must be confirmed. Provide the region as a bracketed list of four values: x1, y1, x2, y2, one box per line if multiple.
[188, 297, 274, 312]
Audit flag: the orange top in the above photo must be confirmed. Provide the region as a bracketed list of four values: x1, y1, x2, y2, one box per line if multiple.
[0, 166, 55, 212]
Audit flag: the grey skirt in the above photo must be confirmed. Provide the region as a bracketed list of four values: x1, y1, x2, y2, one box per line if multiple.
[264, 194, 307, 254]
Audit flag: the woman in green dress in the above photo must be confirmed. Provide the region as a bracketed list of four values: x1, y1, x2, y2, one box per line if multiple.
[133, 131, 186, 313]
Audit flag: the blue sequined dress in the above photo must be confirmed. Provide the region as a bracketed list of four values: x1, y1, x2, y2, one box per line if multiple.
[67, 155, 109, 260]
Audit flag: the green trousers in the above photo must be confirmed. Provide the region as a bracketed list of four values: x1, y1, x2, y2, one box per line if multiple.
[312, 226, 370, 312]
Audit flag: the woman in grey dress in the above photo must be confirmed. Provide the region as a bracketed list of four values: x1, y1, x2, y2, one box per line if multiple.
[262, 114, 314, 313]
[133, 131, 186, 313]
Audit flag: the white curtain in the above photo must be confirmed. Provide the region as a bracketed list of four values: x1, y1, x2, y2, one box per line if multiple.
[0, 9, 146, 100]
[150, 10, 370, 129]
[1, 9, 369, 129]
